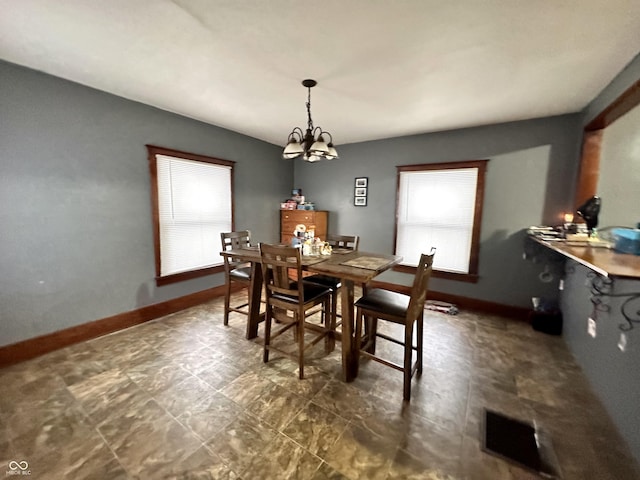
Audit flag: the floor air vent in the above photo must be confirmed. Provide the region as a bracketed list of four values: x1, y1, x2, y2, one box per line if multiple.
[482, 409, 561, 478]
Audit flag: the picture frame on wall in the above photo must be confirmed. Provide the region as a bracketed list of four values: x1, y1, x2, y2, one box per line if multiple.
[354, 177, 368, 206]
[355, 177, 368, 188]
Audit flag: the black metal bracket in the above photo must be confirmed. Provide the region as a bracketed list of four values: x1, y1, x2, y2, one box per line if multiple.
[587, 273, 640, 332]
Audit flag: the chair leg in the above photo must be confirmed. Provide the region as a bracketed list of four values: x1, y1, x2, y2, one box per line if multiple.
[365, 316, 378, 354]
[325, 297, 335, 353]
[297, 310, 305, 379]
[223, 280, 231, 326]
[292, 310, 299, 341]
[263, 308, 272, 363]
[403, 321, 413, 401]
[331, 289, 338, 328]
[417, 312, 424, 375]
[355, 307, 363, 357]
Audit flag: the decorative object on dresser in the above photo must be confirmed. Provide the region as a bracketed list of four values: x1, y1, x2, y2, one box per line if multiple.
[280, 210, 328, 245]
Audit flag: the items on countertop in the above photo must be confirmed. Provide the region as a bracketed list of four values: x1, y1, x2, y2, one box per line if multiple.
[528, 223, 640, 255]
[611, 228, 640, 255]
[527, 223, 612, 247]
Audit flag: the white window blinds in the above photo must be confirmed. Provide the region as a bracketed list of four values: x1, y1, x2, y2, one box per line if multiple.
[156, 154, 232, 277]
[397, 167, 479, 274]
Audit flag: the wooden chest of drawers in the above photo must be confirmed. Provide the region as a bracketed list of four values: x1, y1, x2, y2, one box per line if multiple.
[280, 210, 328, 244]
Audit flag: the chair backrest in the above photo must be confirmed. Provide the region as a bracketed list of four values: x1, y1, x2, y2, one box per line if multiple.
[326, 234, 360, 251]
[221, 231, 252, 269]
[406, 249, 436, 322]
[221, 230, 251, 251]
[259, 243, 303, 303]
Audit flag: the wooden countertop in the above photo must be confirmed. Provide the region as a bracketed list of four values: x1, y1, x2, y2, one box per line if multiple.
[533, 237, 640, 279]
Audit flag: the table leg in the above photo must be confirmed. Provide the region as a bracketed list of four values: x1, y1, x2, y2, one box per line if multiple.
[340, 279, 358, 382]
[245, 262, 264, 339]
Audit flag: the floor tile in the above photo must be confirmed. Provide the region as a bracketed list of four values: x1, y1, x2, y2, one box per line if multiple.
[2, 293, 639, 480]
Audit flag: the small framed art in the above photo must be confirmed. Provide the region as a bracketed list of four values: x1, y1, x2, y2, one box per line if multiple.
[354, 177, 368, 206]
[354, 196, 367, 206]
[355, 177, 368, 188]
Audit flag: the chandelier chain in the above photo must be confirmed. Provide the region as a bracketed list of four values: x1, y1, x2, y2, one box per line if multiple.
[306, 86, 313, 132]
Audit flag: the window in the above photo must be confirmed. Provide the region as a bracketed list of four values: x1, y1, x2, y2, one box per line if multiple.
[147, 145, 234, 286]
[395, 160, 487, 283]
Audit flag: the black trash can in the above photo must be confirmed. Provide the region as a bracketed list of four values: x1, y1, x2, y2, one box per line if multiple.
[529, 297, 563, 335]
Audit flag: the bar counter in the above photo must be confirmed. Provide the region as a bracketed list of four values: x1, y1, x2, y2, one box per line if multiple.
[532, 236, 640, 279]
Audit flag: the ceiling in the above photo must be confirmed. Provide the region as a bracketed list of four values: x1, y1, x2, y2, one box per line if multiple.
[2, 1, 640, 147]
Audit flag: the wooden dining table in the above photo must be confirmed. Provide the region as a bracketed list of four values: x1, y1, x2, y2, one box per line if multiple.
[219, 246, 402, 382]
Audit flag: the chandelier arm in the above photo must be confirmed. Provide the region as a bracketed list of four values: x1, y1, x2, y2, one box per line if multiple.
[288, 127, 304, 142]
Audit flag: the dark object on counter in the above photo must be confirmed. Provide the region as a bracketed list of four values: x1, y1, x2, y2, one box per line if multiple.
[576, 195, 601, 237]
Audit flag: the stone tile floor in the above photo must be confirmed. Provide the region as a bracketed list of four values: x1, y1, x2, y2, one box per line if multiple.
[1, 291, 639, 479]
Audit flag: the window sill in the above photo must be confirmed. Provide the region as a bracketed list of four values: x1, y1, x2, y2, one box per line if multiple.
[156, 264, 224, 286]
[393, 264, 479, 284]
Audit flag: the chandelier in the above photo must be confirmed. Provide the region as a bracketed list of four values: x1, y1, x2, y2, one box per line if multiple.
[282, 79, 338, 162]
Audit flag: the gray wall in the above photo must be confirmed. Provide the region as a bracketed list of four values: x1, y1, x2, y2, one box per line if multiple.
[0, 60, 290, 347]
[294, 115, 583, 308]
[586, 51, 640, 230]
[599, 103, 640, 228]
[561, 261, 640, 463]
[561, 52, 640, 464]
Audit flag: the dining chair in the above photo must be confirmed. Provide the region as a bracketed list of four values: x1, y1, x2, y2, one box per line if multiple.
[325, 234, 360, 251]
[260, 243, 335, 379]
[354, 249, 435, 401]
[304, 234, 360, 329]
[220, 230, 253, 326]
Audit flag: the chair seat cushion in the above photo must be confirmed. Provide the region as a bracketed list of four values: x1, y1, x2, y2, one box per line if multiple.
[272, 282, 331, 304]
[304, 274, 341, 290]
[355, 288, 409, 318]
[230, 266, 252, 281]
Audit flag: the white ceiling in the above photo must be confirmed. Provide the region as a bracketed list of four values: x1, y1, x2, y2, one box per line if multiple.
[2, 1, 640, 147]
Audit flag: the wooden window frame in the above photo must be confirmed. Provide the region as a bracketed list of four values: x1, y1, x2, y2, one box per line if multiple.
[146, 145, 235, 286]
[575, 78, 640, 206]
[393, 160, 488, 283]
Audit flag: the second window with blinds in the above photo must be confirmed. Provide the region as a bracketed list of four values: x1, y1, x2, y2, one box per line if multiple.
[395, 160, 487, 283]
[147, 145, 234, 286]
